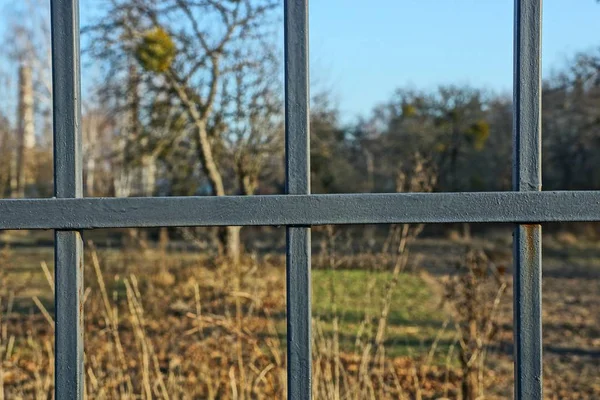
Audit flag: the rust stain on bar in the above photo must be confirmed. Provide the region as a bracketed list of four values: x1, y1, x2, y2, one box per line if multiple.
[523, 224, 539, 264]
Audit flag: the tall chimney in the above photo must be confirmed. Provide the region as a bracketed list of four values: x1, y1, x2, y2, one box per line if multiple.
[15, 64, 35, 197]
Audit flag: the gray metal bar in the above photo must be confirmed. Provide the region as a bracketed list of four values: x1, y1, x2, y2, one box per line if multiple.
[2, 191, 600, 229]
[284, 0, 311, 398]
[51, 0, 84, 398]
[54, 231, 84, 398]
[513, 0, 543, 398]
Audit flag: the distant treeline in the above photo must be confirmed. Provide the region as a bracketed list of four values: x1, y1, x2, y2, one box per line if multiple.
[1, 0, 599, 250]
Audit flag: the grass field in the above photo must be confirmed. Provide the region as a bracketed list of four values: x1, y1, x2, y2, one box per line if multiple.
[0, 230, 599, 398]
[3, 245, 450, 356]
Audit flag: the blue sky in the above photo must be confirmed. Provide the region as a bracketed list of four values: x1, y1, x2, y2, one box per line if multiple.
[1, 1, 598, 126]
[309, 1, 600, 119]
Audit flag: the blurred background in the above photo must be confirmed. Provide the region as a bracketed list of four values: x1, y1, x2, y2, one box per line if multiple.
[0, 1, 599, 398]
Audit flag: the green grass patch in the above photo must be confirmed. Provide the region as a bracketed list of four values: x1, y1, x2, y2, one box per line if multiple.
[312, 269, 450, 358]
[3, 247, 453, 359]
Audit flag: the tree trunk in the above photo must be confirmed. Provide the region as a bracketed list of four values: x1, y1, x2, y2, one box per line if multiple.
[364, 148, 374, 191]
[194, 123, 243, 262]
[462, 365, 481, 400]
[0, 126, 11, 196]
[158, 227, 170, 252]
[218, 226, 242, 265]
[86, 156, 96, 197]
[239, 172, 257, 196]
[83, 112, 100, 197]
[124, 61, 148, 249]
[462, 222, 471, 240]
[141, 155, 156, 197]
[167, 69, 243, 263]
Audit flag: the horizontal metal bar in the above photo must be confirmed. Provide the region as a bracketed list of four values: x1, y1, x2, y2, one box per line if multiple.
[1, 191, 600, 229]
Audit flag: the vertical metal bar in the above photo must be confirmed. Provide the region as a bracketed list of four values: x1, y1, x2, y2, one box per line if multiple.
[513, 0, 543, 398]
[284, 0, 311, 398]
[51, 0, 84, 398]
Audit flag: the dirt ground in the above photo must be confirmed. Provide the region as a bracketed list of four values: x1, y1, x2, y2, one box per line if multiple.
[412, 234, 600, 399]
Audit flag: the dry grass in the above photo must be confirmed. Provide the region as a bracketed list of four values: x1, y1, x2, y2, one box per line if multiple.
[0, 232, 599, 399]
[0, 243, 465, 399]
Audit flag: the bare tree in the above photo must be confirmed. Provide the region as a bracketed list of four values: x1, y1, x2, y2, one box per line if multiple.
[86, 0, 281, 263]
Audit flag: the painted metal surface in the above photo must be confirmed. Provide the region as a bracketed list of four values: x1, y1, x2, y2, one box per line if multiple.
[513, 0, 543, 398]
[51, 0, 84, 398]
[284, 0, 312, 398]
[2, 191, 600, 230]
[9, 0, 566, 397]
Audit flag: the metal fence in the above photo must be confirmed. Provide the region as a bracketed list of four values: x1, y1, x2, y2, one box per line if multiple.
[0, 0, 594, 398]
